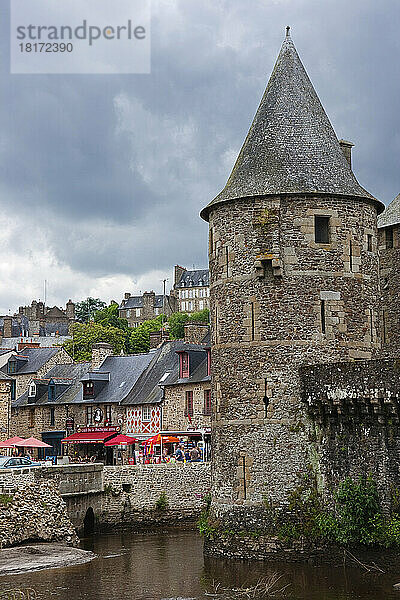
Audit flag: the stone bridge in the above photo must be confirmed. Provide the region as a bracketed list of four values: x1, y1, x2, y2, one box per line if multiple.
[0, 463, 211, 535]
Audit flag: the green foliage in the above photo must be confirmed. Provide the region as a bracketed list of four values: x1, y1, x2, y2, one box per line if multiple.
[278, 474, 400, 548]
[155, 491, 169, 511]
[168, 312, 190, 339]
[0, 494, 13, 507]
[189, 308, 210, 324]
[168, 309, 210, 340]
[62, 322, 126, 361]
[129, 316, 164, 353]
[75, 297, 106, 323]
[94, 302, 129, 331]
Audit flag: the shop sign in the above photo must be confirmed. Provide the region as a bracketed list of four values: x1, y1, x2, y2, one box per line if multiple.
[78, 426, 121, 433]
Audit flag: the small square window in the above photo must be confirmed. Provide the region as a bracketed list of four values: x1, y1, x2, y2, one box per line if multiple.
[314, 216, 330, 244]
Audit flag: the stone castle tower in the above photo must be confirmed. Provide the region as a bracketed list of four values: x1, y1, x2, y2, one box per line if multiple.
[378, 194, 400, 357]
[200, 30, 385, 533]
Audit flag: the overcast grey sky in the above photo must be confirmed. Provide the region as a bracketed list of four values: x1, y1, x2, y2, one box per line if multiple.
[0, 0, 399, 313]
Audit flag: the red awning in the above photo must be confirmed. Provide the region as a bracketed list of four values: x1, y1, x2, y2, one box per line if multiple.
[61, 431, 116, 444]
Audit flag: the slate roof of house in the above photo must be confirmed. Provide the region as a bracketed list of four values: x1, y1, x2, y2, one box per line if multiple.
[69, 354, 155, 405]
[2, 347, 60, 375]
[378, 194, 400, 229]
[201, 31, 384, 221]
[13, 362, 91, 407]
[120, 295, 168, 310]
[174, 269, 209, 289]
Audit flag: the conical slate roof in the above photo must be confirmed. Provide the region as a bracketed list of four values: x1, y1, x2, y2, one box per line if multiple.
[378, 194, 400, 228]
[201, 30, 383, 221]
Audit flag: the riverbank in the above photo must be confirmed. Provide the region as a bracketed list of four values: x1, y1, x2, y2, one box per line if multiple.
[0, 543, 96, 576]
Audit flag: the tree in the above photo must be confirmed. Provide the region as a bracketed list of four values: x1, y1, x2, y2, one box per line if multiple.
[129, 316, 164, 354]
[167, 309, 210, 340]
[168, 312, 189, 339]
[62, 322, 126, 362]
[189, 308, 210, 324]
[75, 297, 106, 323]
[94, 302, 128, 331]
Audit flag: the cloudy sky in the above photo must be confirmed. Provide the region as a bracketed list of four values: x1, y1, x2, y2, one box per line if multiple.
[0, 0, 399, 314]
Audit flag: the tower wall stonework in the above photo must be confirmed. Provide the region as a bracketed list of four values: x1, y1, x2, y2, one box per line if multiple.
[379, 224, 400, 357]
[208, 194, 380, 525]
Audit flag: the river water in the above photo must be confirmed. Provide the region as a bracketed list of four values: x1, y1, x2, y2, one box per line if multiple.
[0, 530, 399, 599]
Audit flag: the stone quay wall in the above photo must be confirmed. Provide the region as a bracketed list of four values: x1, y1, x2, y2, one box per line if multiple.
[0, 463, 211, 538]
[99, 463, 211, 529]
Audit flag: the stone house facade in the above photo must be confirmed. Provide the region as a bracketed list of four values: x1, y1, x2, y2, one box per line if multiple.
[118, 291, 177, 327]
[10, 344, 155, 455]
[122, 334, 211, 438]
[199, 29, 400, 558]
[172, 265, 210, 314]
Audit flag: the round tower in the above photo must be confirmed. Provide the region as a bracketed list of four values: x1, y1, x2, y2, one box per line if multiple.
[378, 193, 400, 357]
[200, 31, 385, 540]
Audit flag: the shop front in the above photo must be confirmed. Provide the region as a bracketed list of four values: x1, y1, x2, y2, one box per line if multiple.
[39, 430, 66, 461]
[61, 426, 121, 465]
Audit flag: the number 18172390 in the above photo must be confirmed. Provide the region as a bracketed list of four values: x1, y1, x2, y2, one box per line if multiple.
[19, 42, 73, 52]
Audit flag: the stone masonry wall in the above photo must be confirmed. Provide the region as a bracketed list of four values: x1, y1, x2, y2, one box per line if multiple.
[99, 463, 211, 528]
[0, 380, 11, 443]
[379, 224, 400, 358]
[162, 382, 211, 431]
[208, 194, 380, 536]
[300, 358, 400, 507]
[0, 469, 77, 548]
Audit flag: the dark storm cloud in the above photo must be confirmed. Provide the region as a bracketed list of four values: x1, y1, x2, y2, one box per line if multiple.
[0, 0, 399, 309]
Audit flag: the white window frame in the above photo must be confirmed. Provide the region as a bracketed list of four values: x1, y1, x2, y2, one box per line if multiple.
[142, 405, 151, 422]
[28, 382, 36, 398]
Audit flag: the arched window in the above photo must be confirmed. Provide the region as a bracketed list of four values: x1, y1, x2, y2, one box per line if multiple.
[28, 382, 36, 398]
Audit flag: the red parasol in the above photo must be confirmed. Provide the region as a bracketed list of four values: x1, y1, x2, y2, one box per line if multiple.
[15, 437, 52, 448]
[104, 435, 138, 447]
[0, 436, 25, 448]
[143, 433, 180, 445]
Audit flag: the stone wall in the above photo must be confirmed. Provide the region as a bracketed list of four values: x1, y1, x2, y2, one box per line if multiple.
[162, 382, 211, 431]
[379, 224, 400, 358]
[99, 463, 211, 528]
[300, 358, 400, 505]
[11, 402, 126, 442]
[0, 471, 77, 548]
[0, 379, 11, 443]
[0, 463, 211, 535]
[206, 191, 381, 561]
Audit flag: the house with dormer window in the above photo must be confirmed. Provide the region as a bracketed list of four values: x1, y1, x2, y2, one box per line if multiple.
[122, 326, 211, 437]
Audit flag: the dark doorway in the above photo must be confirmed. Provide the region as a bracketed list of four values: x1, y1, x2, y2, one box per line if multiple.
[83, 507, 95, 535]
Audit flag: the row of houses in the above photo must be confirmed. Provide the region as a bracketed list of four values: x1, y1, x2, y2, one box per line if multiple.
[0, 323, 211, 458]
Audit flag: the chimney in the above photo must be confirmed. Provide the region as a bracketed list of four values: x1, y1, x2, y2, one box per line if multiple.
[339, 139, 354, 169]
[66, 299, 75, 320]
[91, 342, 113, 370]
[184, 322, 210, 345]
[174, 265, 186, 286]
[124, 292, 131, 300]
[3, 316, 12, 338]
[149, 330, 169, 349]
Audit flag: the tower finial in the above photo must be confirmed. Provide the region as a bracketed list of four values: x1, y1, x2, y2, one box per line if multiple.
[286, 25, 290, 38]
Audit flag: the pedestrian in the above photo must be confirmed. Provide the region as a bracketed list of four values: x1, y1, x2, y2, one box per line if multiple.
[175, 445, 184, 462]
[190, 445, 200, 462]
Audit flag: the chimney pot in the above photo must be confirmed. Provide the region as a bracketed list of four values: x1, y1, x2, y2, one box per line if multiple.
[339, 139, 354, 169]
